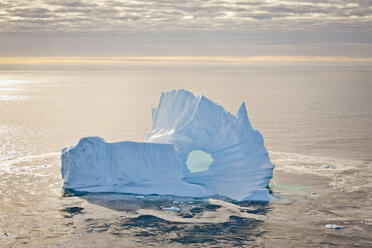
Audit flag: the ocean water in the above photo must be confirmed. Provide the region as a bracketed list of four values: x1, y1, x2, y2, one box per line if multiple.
[0, 68, 371, 247]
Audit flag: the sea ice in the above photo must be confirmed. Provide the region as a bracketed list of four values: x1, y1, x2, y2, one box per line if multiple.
[61, 89, 275, 201]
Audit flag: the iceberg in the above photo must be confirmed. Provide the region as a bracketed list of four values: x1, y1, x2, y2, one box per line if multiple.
[61, 89, 274, 201]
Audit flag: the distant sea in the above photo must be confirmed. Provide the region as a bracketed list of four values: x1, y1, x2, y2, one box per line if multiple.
[1, 67, 371, 161]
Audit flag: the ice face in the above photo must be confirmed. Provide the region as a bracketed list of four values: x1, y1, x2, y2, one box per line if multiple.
[186, 150, 214, 173]
[61, 137, 207, 197]
[61, 89, 275, 201]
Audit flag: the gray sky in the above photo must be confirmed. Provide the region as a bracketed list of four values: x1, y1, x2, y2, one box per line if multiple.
[0, 0, 371, 57]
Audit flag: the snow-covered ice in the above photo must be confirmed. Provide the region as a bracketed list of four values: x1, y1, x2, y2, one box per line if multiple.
[61, 89, 275, 201]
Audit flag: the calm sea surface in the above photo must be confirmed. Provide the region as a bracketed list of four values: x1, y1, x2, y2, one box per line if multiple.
[0, 68, 371, 247]
[1, 68, 371, 161]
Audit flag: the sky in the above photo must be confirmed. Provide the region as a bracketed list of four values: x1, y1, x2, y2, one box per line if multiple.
[0, 0, 371, 68]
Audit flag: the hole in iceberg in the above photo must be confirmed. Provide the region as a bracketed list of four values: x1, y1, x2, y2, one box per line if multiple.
[186, 150, 214, 173]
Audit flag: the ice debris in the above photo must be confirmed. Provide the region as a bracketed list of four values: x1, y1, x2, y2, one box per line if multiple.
[61, 89, 275, 201]
[89, 228, 102, 234]
[160, 206, 181, 212]
[325, 224, 342, 229]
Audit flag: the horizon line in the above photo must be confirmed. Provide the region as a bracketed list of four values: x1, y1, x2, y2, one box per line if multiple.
[1, 56, 372, 66]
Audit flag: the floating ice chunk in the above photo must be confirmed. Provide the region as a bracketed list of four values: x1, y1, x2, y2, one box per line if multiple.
[61, 89, 275, 201]
[325, 224, 342, 229]
[90, 228, 102, 234]
[160, 206, 181, 212]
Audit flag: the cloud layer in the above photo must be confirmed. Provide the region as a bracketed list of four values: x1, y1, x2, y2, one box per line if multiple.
[0, 0, 371, 56]
[1, 0, 371, 33]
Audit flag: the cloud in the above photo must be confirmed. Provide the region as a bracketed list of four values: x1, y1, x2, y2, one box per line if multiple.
[45, 0, 98, 8]
[0, 0, 370, 33]
[0, 0, 371, 56]
[7, 7, 59, 19]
